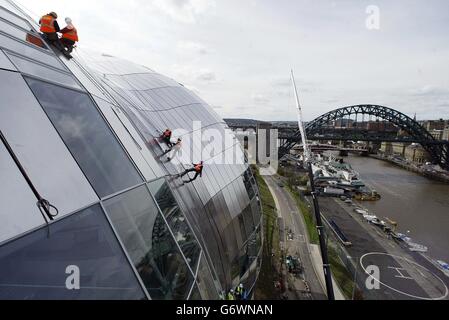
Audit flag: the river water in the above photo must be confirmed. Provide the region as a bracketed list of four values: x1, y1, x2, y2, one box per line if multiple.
[343, 155, 449, 262]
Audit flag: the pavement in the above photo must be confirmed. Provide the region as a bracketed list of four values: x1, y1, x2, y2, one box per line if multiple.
[263, 175, 328, 300]
[319, 197, 449, 300]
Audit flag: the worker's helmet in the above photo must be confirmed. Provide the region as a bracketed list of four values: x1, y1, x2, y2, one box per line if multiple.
[65, 17, 72, 24]
[49, 12, 58, 18]
[239, 284, 244, 288]
[230, 289, 234, 293]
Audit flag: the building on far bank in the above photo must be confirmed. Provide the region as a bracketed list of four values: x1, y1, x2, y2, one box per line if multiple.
[405, 144, 431, 165]
[429, 129, 444, 141]
[422, 120, 448, 131]
[443, 126, 449, 141]
[380, 142, 410, 158]
[380, 142, 431, 165]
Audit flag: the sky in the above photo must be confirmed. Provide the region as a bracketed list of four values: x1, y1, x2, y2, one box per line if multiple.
[15, 0, 449, 121]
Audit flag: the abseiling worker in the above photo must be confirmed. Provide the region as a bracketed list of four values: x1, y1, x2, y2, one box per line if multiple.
[39, 12, 63, 50]
[60, 17, 79, 53]
[181, 161, 204, 183]
[160, 129, 174, 148]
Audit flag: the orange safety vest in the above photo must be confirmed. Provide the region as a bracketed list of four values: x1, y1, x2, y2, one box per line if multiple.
[40, 15, 56, 33]
[62, 26, 79, 42]
[194, 164, 203, 172]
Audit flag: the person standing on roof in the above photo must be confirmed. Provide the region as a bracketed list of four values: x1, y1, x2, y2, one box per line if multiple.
[60, 17, 79, 53]
[180, 161, 204, 183]
[39, 12, 64, 51]
[226, 289, 236, 300]
[160, 129, 174, 148]
[235, 283, 245, 300]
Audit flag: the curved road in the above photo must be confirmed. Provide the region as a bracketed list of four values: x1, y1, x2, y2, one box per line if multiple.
[263, 175, 327, 300]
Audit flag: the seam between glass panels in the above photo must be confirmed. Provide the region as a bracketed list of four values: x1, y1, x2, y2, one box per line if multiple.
[0, 31, 65, 69]
[23, 76, 147, 192]
[168, 181, 224, 294]
[98, 201, 151, 300]
[0, 199, 99, 249]
[185, 177, 230, 286]
[144, 182, 197, 280]
[0, 15, 52, 51]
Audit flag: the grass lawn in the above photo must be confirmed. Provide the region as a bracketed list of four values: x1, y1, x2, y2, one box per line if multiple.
[252, 167, 281, 300]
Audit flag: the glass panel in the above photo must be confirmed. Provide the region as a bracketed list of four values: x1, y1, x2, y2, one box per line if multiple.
[103, 185, 194, 300]
[8, 53, 80, 89]
[241, 204, 255, 240]
[26, 78, 143, 198]
[0, 204, 146, 300]
[0, 6, 30, 30]
[148, 179, 201, 271]
[61, 59, 108, 99]
[251, 197, 262, 228]
[93, 98, 158, 182]
[0, 48, 15, 70]
[243, 169, 256, 200]
[196, 254, 220, 300]
[188, 284, 202, 300]
[0, 33, 63, 69]
[0, 140, 45, 244]
[0, 71, 98, 219]
[0, 19, 45, 49]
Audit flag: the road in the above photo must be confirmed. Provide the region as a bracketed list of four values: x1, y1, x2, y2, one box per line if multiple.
[263, 175, 327, 300]
[319, 197, 449, 300]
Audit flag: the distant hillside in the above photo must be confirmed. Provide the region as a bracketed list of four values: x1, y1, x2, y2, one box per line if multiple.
[224, 118, 270, 126]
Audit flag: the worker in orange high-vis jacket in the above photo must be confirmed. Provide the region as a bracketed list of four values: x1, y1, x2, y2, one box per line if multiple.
[60, 17, 79, 53]
[180, 161, 204, 183]
[39, 12, 64, 50]
[160, 129, 174, 148]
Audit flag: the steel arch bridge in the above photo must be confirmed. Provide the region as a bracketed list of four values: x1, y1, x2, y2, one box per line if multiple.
[279, 105, 449, 170]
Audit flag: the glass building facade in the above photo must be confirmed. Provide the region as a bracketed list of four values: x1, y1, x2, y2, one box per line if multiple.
[0, 0, 262, 300]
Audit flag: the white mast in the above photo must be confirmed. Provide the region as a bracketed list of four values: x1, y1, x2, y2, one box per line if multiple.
[291, 70, 311, 162]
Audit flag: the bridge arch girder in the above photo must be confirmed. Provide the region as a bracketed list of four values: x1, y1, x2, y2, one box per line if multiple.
[280, 104, 448, 169]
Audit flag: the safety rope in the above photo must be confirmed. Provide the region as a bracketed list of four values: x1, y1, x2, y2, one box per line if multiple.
[0, 130, 59, 224]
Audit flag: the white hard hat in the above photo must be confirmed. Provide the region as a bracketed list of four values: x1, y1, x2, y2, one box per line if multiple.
[239, 284, 244, 288]
[65, 17, 72, 24]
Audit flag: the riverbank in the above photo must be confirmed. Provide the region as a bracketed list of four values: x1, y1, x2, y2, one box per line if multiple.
[319, 196, 449, 300]
[345, 155, 449, 265]
[371, 154, 449, 184]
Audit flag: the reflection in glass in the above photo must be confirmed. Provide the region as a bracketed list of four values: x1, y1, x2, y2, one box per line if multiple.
[250, 196, 262, 228]
[196, 253, 220, 300]
[104, 185, 194, 300]
[0, 204, 146, 300]
[0, 19, 45, 48]
[243, 169, 256, 200]
[0, 33, 62, 68]
[9, 54, 80, 89]
[241, 204, 255, 240]
[0, 6, 31, 30]
[231, 227, 261, 281]
[26, 78, 143, 198]
[148, 179, 201, 271]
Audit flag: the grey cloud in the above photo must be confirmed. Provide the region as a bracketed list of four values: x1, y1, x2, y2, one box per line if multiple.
[251, 94, 270, 104]
[197, 71, 216, 82]
[410, 85, 449, 97]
